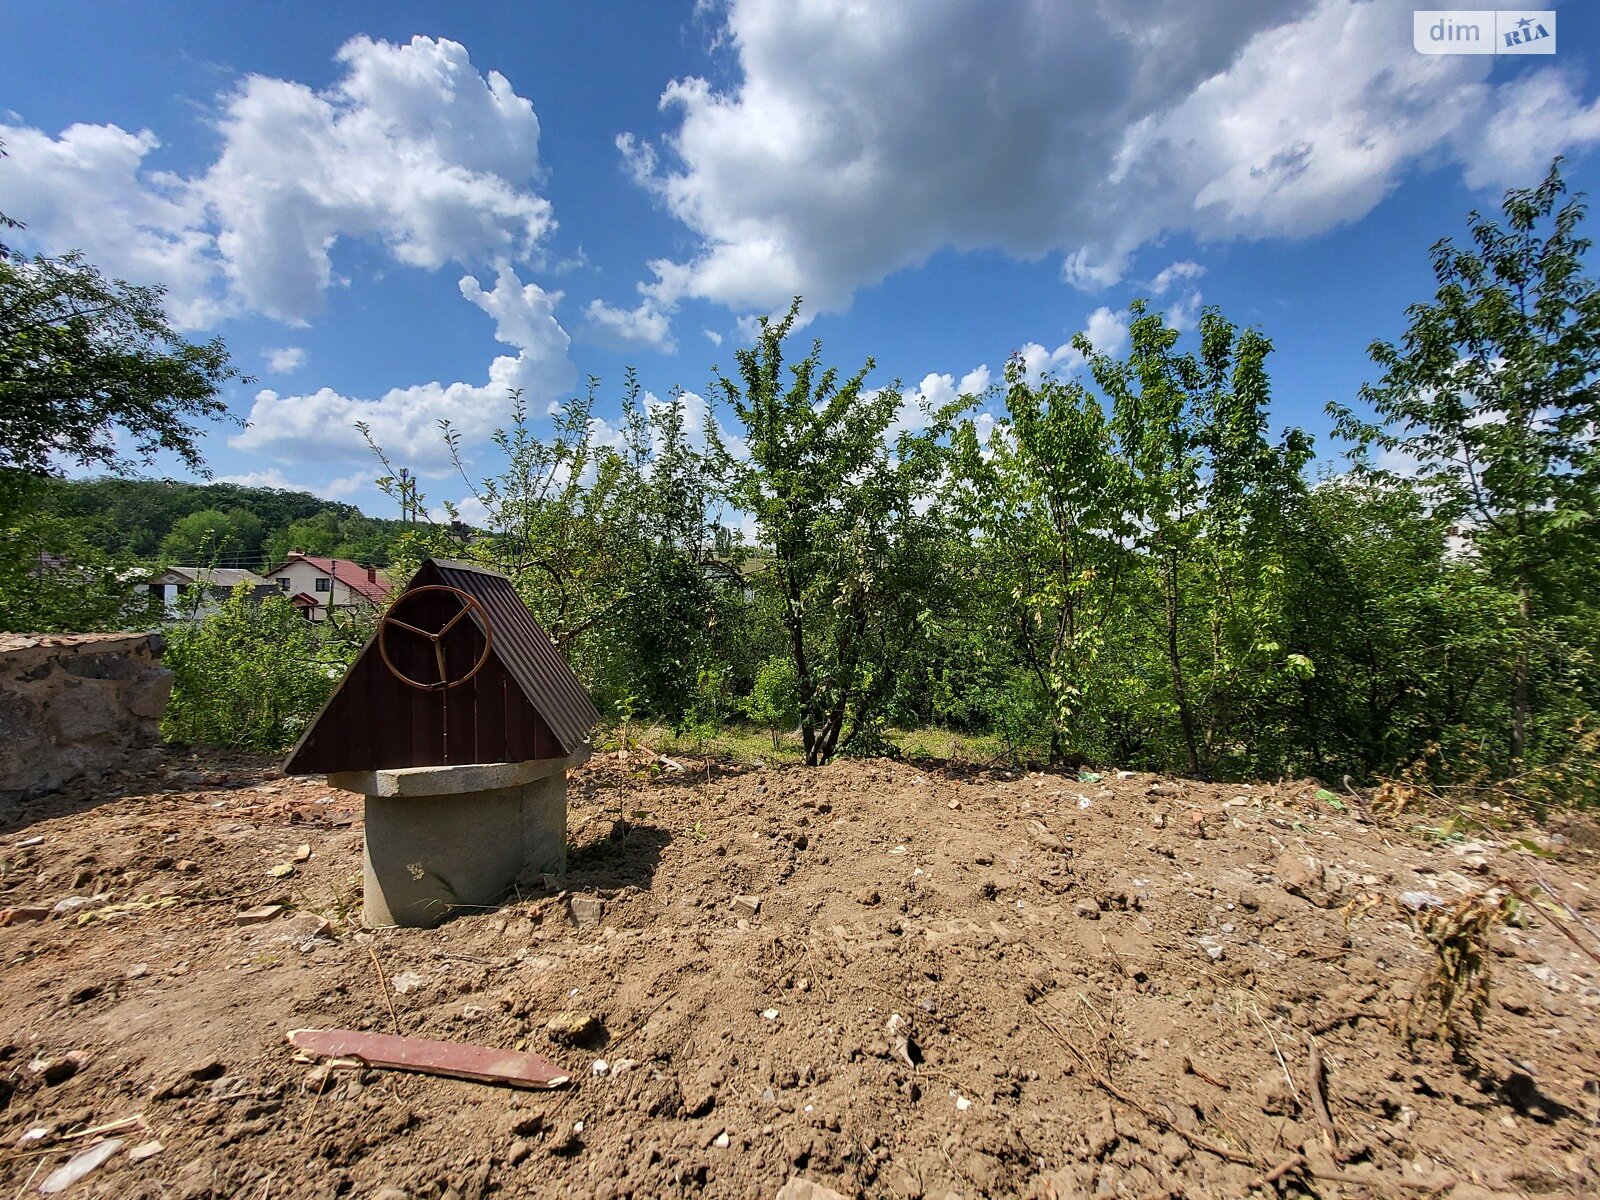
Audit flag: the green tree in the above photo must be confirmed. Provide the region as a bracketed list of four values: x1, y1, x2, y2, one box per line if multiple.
[1277, 477, 1514, 777]
[951, 354, 1134, 764]
[158, 507, 265, 565]
[0, 251, 241, 491]
[1086, 302, 1312, 775]
[712, 300, 965, 765]
[1333, 159, 1600, 766]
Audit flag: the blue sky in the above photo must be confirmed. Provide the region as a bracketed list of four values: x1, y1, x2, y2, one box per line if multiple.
[3, 1, 1599, 521]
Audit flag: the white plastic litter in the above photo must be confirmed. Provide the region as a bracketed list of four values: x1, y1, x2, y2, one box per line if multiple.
[40, 1138, 123, 1194]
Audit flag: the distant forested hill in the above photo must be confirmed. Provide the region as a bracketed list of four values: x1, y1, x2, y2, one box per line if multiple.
[34, 477, 410, 570]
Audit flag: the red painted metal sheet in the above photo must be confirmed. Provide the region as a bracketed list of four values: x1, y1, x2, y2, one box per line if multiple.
[288, 1028, 570, 1089]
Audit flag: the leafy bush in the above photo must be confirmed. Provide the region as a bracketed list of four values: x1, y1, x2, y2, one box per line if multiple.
[0, 507, 163, 633]
[745, 655, 799, 750]
[162, 587, 345, 752]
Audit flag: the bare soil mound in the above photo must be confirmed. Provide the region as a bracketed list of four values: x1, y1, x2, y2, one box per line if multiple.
[2, 751, 1597, 1198]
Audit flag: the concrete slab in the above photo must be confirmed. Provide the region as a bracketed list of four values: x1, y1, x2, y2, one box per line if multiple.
[330, 746, 588, 798]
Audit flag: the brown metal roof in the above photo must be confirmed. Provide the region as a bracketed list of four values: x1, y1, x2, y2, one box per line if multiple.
[420, 559, 600, 754]
[282, 557, 597, 775]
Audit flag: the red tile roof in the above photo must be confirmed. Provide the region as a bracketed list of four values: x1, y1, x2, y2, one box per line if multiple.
[269, 555, 393, 605]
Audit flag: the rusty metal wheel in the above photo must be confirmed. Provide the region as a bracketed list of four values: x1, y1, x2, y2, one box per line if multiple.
[377, 584, 494, 691]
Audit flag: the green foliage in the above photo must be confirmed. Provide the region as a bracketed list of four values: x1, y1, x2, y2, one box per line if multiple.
[0, 250, 240, 485]
[0, 503, 163, 633]
[261, 509, 395, 569]
[1073, 302, 1313, 775]
[159, 507, 265, 564]
[951, 355, 1133, 764]
[162, 587, 346, 751]
[745, 655, 799, 750]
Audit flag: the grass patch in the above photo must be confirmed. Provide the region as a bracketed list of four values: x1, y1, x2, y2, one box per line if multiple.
[596, 721, 1011, 768]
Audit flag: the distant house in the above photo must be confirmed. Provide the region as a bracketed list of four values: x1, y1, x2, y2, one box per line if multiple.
[263, 553, 393, 622]
[138, 566, 273, 619]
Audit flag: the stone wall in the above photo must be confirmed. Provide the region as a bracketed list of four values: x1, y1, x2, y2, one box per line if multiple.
[0, 633, 172, 801]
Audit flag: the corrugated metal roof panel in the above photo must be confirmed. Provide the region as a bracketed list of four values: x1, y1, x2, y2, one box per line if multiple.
[425, 559, 600, 754]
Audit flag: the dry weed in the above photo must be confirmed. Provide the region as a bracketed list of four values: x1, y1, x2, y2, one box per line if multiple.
[1345, 887, 1520, 1051]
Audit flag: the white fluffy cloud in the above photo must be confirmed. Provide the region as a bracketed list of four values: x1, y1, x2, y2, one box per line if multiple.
[263, 346, 306, 374]
[214, 468, 297, 489]
[1149, 261, 1206, 296]
[624, 0, 1600, 318]
[0, 123, 225, 327]
[0, 36, 552, 327]
[230, 265, 574, 467]
[1459, 69, 1600, 190]
[584, 297, 677, 352]
[1017, 306, 1132, 385]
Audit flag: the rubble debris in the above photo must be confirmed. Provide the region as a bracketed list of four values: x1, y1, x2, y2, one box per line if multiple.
[568, 895, 604, 929]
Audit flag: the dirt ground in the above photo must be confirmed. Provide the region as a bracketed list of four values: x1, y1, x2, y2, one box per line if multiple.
[2, 749, 1598, 1199]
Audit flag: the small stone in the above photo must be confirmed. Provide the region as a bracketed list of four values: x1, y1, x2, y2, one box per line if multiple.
[545, 1010, 603, 1046]
[591, 1059, 610, 1077]
[730, 894, 763, 919]
[713, 1131, 731, 1149]
[391, 970, 426, 995]
[1276, 852, 1321, 895]
[1202, 943, 1225, 961]
[208, 1075, 255, 1102]
[127, 1139, 164, 1162]
[234, 904, 285, 925]
[0, 905, 50, 926]
[569, 895, 604, 929]
[292, 843, 312, 862]
[27, 1055, 82, 1086]
[175, 860, 199, 874]
[856, 887, 881, 906]
[187, 1059, 227, 1081]
[775, 1178, 850, 1200]
[1074, 901, 1101, 921]
[51, 895, 106, 916]
[762, 1008, 780, 1021]
[127, 963, 149, 979]
[269, 862, 296, 879]
[303, 1065, 337, 1095]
